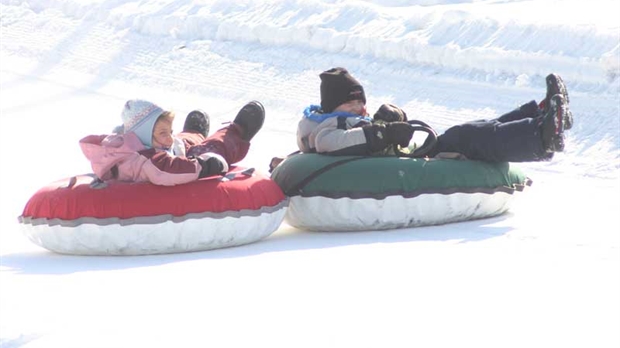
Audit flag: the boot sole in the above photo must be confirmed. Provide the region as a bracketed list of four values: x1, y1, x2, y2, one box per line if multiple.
[546, 74, 572, 130]
[183, 110, 210, 137]
[551, 95, 566, 152]
[234, 101, 265, 141]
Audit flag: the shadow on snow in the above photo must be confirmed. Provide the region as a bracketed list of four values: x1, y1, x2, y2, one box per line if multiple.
[2, 213, 515, 275]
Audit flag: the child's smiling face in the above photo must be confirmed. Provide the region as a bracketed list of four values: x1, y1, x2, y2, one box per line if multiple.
[152, 118, 174, 150]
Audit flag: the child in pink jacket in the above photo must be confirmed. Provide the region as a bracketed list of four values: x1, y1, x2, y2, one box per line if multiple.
[80, 99, 265, 186]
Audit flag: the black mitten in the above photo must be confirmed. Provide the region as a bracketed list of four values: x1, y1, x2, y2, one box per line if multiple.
[385, 122, 415, 148]
[196, 157, 225, 178]
[362, 122, 414, 152]
[362, 124, 390, 152]
[373, 103, 408, 123]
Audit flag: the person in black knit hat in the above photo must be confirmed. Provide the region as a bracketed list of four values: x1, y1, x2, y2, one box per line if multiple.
[288, 67, 573, 163]
[291, 67, 417, 157]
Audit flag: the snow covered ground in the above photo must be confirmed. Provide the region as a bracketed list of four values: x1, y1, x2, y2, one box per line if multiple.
[1, 0, 619, 347]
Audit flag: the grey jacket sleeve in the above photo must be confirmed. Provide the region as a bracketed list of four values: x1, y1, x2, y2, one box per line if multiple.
[297, 117, 372, 155]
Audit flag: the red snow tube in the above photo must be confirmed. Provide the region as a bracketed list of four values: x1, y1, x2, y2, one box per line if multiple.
[18, 167, 288, 255]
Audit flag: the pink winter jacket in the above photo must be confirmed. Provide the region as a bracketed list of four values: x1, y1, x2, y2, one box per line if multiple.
[79, 132, 201, 186]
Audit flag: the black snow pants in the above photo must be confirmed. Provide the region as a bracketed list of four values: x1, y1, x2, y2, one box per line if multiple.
[429, 101, 553, 162]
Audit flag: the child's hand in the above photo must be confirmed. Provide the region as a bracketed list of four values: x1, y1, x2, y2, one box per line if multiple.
[385, 122, 415, 148]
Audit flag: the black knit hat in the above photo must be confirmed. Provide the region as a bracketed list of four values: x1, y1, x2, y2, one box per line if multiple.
[320, 67, 366, 113]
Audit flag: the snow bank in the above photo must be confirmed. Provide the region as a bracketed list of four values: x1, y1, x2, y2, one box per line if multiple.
[5, 0, 619, 91]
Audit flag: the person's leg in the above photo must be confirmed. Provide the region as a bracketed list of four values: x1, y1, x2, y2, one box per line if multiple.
[186, 124, 250, 165]
[185, 101, 265, 165]
[495, 100, 540, 123]
[453, 100, 540, 128]
[432, 117, 550, 162]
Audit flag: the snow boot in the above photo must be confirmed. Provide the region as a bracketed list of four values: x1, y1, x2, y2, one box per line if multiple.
[234, 101, 265, 141]
[183, 109, 210, 137]
[541, 94, 567, 153]
[540, 73, 572, 130]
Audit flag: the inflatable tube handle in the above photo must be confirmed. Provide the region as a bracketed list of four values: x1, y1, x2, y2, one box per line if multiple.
[65, 176, 78, 189]
[219, 167, 255, 182]
[63, 174, 106, 189]
[394, 122, 438, 158]
[90, 177, 108, 189]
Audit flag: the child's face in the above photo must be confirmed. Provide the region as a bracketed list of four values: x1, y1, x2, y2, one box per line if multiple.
[333, 99, 367, 116]
[152, 119, 174, 149]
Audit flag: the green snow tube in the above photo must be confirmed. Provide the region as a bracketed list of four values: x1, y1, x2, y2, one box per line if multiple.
[271, 154, 531, 231]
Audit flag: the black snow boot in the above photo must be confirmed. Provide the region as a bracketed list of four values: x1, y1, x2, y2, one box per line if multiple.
[234, 101, 265, 141]
[183, 109, 210, 137]
[541, 73, 572, 130]
[541, 94, 567, 153]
